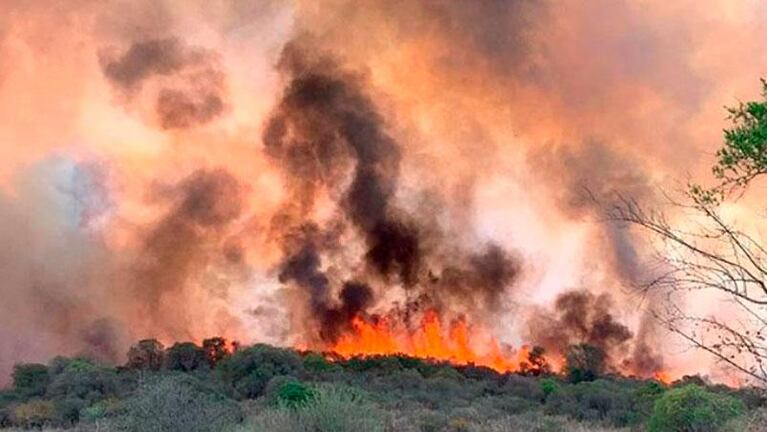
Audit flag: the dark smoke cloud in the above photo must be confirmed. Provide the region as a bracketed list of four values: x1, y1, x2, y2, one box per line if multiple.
[263, 41, 421, 341]
[265, 41, 521, 343]
[132, 168, 244, 336]
[429, 243, 520, 312]
[100, 37, 227, 129]
[527, 290, 633, 363]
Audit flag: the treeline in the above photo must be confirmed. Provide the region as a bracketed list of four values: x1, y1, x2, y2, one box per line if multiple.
[0, 339, 765, 431]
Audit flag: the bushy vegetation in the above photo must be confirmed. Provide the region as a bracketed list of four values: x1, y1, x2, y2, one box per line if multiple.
[0, 340, 763, 431]
[647, 385, 745, 432]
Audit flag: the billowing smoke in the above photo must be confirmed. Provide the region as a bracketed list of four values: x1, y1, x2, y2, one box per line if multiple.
[131, 168, 245, 338]
[529, 140, 666, 374]
[0, 0, 765, 385]
[264, 41, 520, 343]
[100, 37, 227, 129]
[526, 290, 632, 365]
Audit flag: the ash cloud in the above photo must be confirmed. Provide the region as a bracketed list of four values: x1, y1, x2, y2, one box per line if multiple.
[100, 37, 227, 129]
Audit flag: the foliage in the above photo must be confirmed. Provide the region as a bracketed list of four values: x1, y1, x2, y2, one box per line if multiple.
[165, 342, 208, 371]
[709, 79, 767, 193]
[1, 340, 761, 431]
[565, 344, 605, 383]
[111, 374, 242, 432]
[202, 337, 231, 368]
[12, 364, 49, 398]
[238, 385, 385, 432]
[540, 377, 559, 400]
[217, 344, 304, 399]
[633, 381, 667, 419]
[11, 400, 57, 429]
[520, 346, 553, 376]
[46, 362, 123, 404]
[648, 384, 745, 432]
[79, 397, 123, 423]
[126, 339, 166, 371]
[302, 353, 338, 374]
[277, 381, 316, 408]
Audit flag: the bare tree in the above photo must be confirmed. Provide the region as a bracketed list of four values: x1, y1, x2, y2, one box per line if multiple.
[613, 195, 767, 384]
[613, 80, 767, 385]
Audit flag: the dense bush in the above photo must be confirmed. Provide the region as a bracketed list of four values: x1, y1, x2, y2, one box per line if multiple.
[125, 339, 165, 371]
[11, 400, 57, 429]
[239, 385, 385, 432]
[46, 361, 124, 404]
[217, 344, 304, 399]
[1, 341, 761, 431]
[648, 384, 745, 432]
[277, 381, 316, 408]
[565, 344, 605, 384]
[544, 379, 637, 425]
[110, 374, 242, 432]
[12, 364, 49, 398]
[165, 342, 208, 372]
[302, 353, 338, 374]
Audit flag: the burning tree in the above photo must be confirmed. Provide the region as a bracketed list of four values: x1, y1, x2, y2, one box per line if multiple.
[614, 80, 767, 385]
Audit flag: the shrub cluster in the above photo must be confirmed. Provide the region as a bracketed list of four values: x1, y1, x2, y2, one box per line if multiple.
[0, 340, 763, 431]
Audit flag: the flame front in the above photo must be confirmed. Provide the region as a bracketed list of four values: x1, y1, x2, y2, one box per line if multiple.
[329, 310, 560, 373]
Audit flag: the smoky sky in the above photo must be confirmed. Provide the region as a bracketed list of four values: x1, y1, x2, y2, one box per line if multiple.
[100, 36, 227, 129]
[2, 0, 764, 384]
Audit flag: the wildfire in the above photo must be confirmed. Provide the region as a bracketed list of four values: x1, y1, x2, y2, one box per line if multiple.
[329, 310, 561, 373]
[653, 370, 672, 385]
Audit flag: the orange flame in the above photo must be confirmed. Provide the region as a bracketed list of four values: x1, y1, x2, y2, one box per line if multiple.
[653, 370, 672, 385]
[329, 310, 561, 373]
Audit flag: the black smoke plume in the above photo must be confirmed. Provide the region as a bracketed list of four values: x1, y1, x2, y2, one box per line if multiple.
[265, 41, 520, 344]
[526, 290, 633, 364]
[100, 37, 226, 129]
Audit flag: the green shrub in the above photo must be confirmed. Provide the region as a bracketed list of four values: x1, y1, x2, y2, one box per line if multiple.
[293, 385, 385, 432]
[48, 357, 95, 376]
[648, 384, 745, 432]
[540, 378, 559, 400]
[264, 376, 299, 405]
[544, 379, 635, 426]
[79, 397, 124, 422]
[632, 381, 667, 421]
[407, 408, 449, 432]
[217, 344, 304, 398]
[433, 366, 464, 381]
[46, 363, 120, 404]
[12, 363, 50, 398]
[278, 381, 316, 408]
[111, 374, 242, 432]
[165, 342, 208, 371]
[12, 399, 57, 429]
[565, 344, 605, 384]
[125, 339, 165, 371]
[239, 385, 384, 432]
[303, 353, 337, 374]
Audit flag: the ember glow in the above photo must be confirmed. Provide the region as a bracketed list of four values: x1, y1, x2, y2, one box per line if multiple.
[1, 0, 766, 386]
